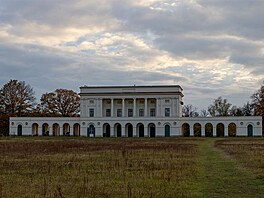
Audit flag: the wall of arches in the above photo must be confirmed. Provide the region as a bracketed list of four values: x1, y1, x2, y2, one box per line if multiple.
[9, 117, 263, 137]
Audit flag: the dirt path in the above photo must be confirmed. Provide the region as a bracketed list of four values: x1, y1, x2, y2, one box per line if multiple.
[197, 139, 264, 198]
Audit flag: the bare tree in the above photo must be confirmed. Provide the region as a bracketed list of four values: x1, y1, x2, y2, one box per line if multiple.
[0, 79, 36, 116]
[200, 109, 209, 117]
[242, 102, 253, 116]
[182, 104, 199, 117]
[208, 96, 232, 116]
[40, 89, 80, 117]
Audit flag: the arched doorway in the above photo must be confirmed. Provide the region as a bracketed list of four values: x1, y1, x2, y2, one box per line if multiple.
[73, 123, 80, 136]
[63, 123, 70, 136]
[165, 124, 170, 137]
[32, 123, 38, 136]
[137, 123, 144, 137]
[87, 125, 95, 137]
[53, 123, 60, 136]
[193, 123, 201, 137]
[247, 124, 253, 137]
[42, 123, 49, 136]
[17, 124, 22, 136]
[115, 123, 122, 137]
[182, 123, 190, 137]
[148, 123, 156, 137]
[126, 123, 133, 137]
[216, 123, 224, 137]
[228, 123, 236, 137]
[205, 123, 213, 137]
[103, 123, 111, 137]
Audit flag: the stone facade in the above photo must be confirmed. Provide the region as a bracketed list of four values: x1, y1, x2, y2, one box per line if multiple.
[9, 85, 262, 137]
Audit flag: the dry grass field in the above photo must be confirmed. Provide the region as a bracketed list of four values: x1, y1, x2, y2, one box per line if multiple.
[0, 137, 264, 198]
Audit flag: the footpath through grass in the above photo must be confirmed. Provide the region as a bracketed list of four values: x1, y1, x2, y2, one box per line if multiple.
[0, 137, 264, 197]
[198, 139, 264, 198]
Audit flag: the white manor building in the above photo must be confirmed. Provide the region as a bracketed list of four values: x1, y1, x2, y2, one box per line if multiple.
[10, 85, 262, 137]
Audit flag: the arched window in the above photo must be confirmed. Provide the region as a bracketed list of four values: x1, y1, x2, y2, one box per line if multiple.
[193, 123, 201, 137]
[228, 123, 236, 137]
[216, 123, 224, 137]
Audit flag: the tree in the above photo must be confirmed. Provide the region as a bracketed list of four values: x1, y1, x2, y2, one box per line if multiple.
[0, 80, 36, 135]
[230, 106, 243, 116]
[0, 80, 36, 116]
[40, 89, 80, 117]
[251, 85, 264, 134]
[242, 102, 253, 116]
[200, 109, 209, 117]
[182, 104, 199, 117]
[208, 96, 232, 116]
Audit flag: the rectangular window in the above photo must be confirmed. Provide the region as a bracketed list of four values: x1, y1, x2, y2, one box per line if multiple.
[117, 109, 122, 117]
[89, 109, 94, 117]
[150, 108, 156, 117]
[90, 100, 94, 104]
[128, 109, 133, 117]
[106, 109, 111, 117]
[139, 109, 144, 117]
[165, 99, 170, 103]
[165, 108, 170, 117]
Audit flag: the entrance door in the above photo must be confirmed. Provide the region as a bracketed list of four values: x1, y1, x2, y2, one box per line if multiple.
[17, 125, 22, 136]
[165, 125, 170, 137]
[247, 124, 253, 137]
[128, 124, 133, 137]
[149, 124, 155, 137]
[87, 125, 95, 137]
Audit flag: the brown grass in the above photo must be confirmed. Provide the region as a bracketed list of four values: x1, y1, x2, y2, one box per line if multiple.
[0, 137, 200, 198]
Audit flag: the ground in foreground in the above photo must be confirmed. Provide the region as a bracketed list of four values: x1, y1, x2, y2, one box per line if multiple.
[0, 137, 264, 198]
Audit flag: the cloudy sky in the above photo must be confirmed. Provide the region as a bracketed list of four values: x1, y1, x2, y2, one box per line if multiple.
[0, 0, 263, 110]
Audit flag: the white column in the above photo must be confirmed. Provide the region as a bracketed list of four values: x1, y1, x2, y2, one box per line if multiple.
[70, 126, 74, 136]
[225, 126, 228, 137]
[111, 98, 114, 117]
[99, 98, 103, 117]
[144, 98, 148, 117]
[122, 98, 125, 117]
[172, 98, 175, 117]
[60, 126, 63, 136]
[122, 126, 125, 137]
[190, 125, 194, 136]
[213, 126, 216, 137]
[156, 98, 159, 117]
[201, 125, 205, 137]
[133, 98, 136, 117]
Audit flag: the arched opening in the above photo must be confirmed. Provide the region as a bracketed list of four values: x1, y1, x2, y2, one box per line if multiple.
[148, 123, 156, 137]
[182, 123, 190, 137]
[193, 123, 201, 137]
[247, 124, 253, 137]
[63, 123, 70, 136]
[32, 123, 38, 136]
[165, 124, 170, 137]
[73, 123, 80, 136]
[228, 123, 236, 137]
[115, 123, 122, 137]
[87, 124, 95, 137]
[52, 123, 60, 136]
[205, 123, 213, 137]
[103, 123, 111, 137]
[216, 123, 225, 137]
[137, 123, 144, 137]
[42, 123, 49, 136]
[17, 124, 22, 136]
[126, 123, 133, 137]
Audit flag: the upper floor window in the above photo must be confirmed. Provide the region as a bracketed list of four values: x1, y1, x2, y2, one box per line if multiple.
[128, 100, 133, 104]
[106, 109, 111, 117]
[117, 109, 122, 117]
[89, 109, 94, 117]
[139, 109, 144, 117]
[165, 108, 170, 117]
[90, 100, 94, 104]
[165, 99, 170, 103]
[150, 100, 155, 104]
[128, 109, 133, 117]
[150, 108, 156, 117]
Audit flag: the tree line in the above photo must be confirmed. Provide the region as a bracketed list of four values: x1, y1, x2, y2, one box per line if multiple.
[0, 80, 80, 135]
[0, 79, 263, 135]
